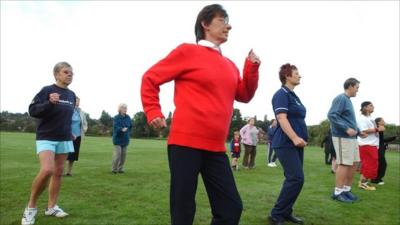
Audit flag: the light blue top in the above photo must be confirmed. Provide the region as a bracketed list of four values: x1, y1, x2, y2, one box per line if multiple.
[71, 109, 81, 137]
[327, 93, 359, 138]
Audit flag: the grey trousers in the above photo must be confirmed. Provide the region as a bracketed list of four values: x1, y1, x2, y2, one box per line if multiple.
[112, 145, 127, 172]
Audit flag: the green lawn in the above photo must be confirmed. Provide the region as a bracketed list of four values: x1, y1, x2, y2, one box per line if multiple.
[0, 132, 399, 225]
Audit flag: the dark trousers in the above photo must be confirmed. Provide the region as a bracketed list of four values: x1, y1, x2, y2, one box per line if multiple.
[268, 143, 277, 163]
[168, 145, 243, 225]
[324, 150, 331, 165]
[242, 144, 257, 168]
[271, 147, 304, 221]
[67, 136, 81, 161]
[374, 148, 387, 181]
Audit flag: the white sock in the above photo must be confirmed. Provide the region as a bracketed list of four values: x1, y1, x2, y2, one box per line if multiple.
[334, 187, 343, 195]
[343, 185, 351, 192]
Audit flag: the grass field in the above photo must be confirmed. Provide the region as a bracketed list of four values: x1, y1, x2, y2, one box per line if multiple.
[0, 132, 399, 225]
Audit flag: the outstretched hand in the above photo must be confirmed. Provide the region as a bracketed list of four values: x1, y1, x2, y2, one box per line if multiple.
[248, 49, 261, 64]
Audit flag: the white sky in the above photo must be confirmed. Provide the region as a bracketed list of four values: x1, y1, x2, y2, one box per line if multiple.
[1, 1, 399, 125]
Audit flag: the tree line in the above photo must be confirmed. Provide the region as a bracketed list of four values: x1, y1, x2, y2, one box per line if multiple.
[1, 109, 399, 147]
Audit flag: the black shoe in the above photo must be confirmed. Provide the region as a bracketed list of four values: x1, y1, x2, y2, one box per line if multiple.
[285, 214, 304, 224]
[370, 179, 380, 184]
[111, 171, 117, 174]
[268, 215, 285, 225]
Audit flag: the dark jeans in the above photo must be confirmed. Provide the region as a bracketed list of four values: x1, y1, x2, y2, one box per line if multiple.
[168, 145, 242, 225]
[242, 144, 257, 168]
[271, 147, 304, 221]
[268, 143, 277, 163]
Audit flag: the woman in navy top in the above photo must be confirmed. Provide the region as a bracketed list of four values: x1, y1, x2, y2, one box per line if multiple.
[22, 62, 75, 225]
[268, 63, 307, 225]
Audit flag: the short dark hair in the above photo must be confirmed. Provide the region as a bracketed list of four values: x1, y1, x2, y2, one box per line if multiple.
[194, 4, 228, 43]
[343, 78, 360, 90]
[375, 117, 383, 124]
[279, 63, 297, 85]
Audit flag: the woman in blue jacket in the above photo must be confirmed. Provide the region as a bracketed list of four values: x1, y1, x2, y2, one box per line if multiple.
[111, 103, 132, 174]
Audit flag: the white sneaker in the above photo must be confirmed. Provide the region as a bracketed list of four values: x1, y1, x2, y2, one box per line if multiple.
[268, 162, 277, 167]
[44, 205, 69, 217]
[21, 207, 38, 225]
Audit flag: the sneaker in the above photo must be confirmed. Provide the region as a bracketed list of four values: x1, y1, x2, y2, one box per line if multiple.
[358, 181, 376, 191]
[332, 192, 353, 203]
[44, 205, 69, 217]
[268, 162, 277, 167]
[343, 191, 359, 201]
[378, 181, 385, 185]
[21, 207, 38, 225]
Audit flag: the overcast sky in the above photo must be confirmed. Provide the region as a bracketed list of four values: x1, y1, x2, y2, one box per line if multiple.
[1, 1, 399, 125]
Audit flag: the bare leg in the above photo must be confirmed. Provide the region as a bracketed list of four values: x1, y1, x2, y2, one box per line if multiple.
[66, 161, 74, 175]
[48, 154, 68, 208]
[331, 157, 337, 173]
[344, 163, 357, 187]
[335, 164, 352, 188]
[27, 151, 55, 208]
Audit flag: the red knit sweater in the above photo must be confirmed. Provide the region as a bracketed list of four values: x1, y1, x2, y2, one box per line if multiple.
[141, 43, 259, 152]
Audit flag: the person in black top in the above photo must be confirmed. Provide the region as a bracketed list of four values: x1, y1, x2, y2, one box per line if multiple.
[321, 129, 337, 173]
[371, 117, 398, 185]
[22, 62, 76, 225]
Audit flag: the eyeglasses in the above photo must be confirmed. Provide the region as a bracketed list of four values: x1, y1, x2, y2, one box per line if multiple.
[217, 17, 229, 25]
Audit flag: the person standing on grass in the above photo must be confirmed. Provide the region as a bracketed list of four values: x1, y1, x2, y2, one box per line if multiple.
[371, 117, 397, 185]
[268, 63, 307, 225]
[356, 101, 382, 191]
[267, 119, 278, 167]
[65, 96, 88, 176]
[321, 129, 337, 173]
[328, 77, 364, 203]
[230, 131, 241, 171]
[240, 117, 259, 169]
[111, 103, 132, 174]
[22, 62, 75, 225]
[140, 4, 260, 225]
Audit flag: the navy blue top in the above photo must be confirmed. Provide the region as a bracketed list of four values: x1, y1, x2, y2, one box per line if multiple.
[267, 125, 277, 143]
[271, 86, 308, 149]
[112, 114, 133, 146]
[327, 93, 358, 139]
[29, 84, 76, 141]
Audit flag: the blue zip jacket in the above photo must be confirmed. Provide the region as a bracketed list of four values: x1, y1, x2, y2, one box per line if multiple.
[112, 114, 132, 146]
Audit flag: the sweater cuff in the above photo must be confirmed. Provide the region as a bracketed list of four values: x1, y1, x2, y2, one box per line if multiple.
[146, 109, 165, 124]
[244, 58, 260, 75]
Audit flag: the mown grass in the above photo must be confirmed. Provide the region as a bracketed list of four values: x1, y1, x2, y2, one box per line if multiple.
[0, 132, 399, 225]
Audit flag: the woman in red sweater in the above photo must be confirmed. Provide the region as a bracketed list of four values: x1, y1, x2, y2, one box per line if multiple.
[141, 4, 261, 225]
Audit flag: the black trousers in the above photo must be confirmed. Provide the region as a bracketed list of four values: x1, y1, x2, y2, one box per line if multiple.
[168, 145, 243, 225]
[375, 148, 387, 181]
[67, 136, 81, 161]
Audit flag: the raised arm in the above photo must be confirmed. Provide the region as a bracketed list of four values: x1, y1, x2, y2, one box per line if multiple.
[28, 89, 56, 118]
[235, 50, 260, 103]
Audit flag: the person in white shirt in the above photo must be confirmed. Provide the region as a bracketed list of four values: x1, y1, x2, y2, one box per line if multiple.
[357, 101, 383, 191]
